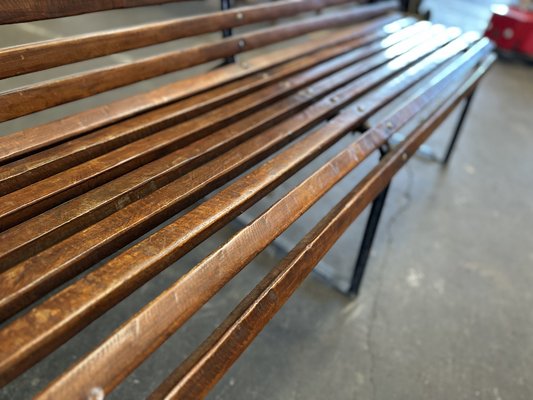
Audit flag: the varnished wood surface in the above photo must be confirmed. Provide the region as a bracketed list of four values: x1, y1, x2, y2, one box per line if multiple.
[0, 14, 403, 165]
[0, 24, 447, 320]
[150, 54, 496, 400]
[0, 3, 495, 397]
[33, 39, 495, 399]
[0, 30, 491, 388]
[0, 20, 425, 196]
[0, 0, 354, 78]
[0, 22, 424, 244]
[0, 3, 396, 122]
[0, 0, 189, 24]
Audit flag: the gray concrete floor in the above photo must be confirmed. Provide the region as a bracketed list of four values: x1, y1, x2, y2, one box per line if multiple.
[1, 1, 533, 399]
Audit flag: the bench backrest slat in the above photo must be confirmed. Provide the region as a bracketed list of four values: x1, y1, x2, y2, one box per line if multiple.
[0, 2, 396, 123]
[0, 0, 189, 24]
[0, 14, 405, 166]
[0, 0, 354, 79]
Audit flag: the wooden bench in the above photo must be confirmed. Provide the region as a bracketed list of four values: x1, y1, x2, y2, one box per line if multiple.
[0, 1, 494, 398]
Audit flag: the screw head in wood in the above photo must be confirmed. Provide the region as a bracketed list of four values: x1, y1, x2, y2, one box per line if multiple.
[236, 12, 244, 20]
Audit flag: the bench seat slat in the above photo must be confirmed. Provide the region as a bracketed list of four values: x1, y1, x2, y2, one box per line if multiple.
[153, 53, 497, 400]
[0, 22, 435, 268]
[0, 2, 396, 123]
[0, 25, 451, 312]
[0, 32, 481, 387]
[0, 14, 405, 165]
[33, 39, 494, 400]
[0, 0, 357, 78]
[0, 20, 426, 195]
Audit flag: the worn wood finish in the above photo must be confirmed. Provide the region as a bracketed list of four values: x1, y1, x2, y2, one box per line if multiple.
[33, 39, 493, 399]
[0, 2, 496, 396]
[0, 3, 396, 122]
[0, 20, 425, 195]
[0, 33, 484, 387]
[0, 26, 451, 319]
[0, 0, 354, 78]
[0, 23, 434, 271]
[150, 53, 497, 400]
[0, 15, 403, 165]
[0, 0, 190, 24]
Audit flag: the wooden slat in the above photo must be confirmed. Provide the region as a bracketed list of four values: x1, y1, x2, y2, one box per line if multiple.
[0, 23, 431, 243]
[0, 33, 479, 387]
[0, 25, 448, 314]
[0, 14, 404, 165]
[0, 2, 396, 123]
[151, 52, 497, 400]
[0, 0, 354, 78]
[0, 0, 188, 24]
[0, 20, 425, 195]
[34, 39, 495, 400]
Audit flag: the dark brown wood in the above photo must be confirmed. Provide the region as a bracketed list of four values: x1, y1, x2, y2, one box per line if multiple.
[34, 40, 495, 399]
[0, 20, 425, 195]
[0, 21, 428, 270]
[0, 23, 442, 317]
[0, 0, 354, 78]
[0, 15, 403, 166]
[0, 33, 483, 388]
[0, 2, 396, 122]
[150, 54, 496, 400]
[0, 0, 189, 24]
[150, 53, 497, 400]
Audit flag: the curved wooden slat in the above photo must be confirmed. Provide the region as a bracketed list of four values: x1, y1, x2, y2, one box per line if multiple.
[0, 0, 188, 24]
[35, 39, 494, 399]
[0, 14, 404, 165]
[0, 20, 425, 195]
[0, 0, 354, 78]
[0, 33, 479, 388]
[0, 2, 397, 122]
[150, 54, 497, 400]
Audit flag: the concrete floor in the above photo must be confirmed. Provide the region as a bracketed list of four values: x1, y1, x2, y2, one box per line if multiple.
[1, 1, 533, 399]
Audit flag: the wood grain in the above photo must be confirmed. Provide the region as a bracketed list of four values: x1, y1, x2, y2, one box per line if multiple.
[0, 0, 353, 78]
[0, 15, 404, 165]
[0, 2, 396, 122]
[150, 54, 497, 399]
[0, 24, 443, 316]
[0, 0, 189, 24]
[0, 33, 486, 388]
[0, 21, 426, 195]
[35, 39, 494, 400]
[0, 22, 430, 267]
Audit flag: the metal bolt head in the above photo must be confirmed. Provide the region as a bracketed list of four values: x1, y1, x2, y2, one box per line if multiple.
[386, 121, 394, 130]
[357, 105, 365, 112]
[238, 39, 246, 49]
[402, 153, 408, 161]
[236, 12, 244, 20]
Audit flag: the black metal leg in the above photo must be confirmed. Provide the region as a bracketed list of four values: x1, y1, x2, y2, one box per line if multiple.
[348, 146, 390, 296]
[220, 0, 235, 65]
[348, 184, 390, 296]
[443, 92, 474, 165]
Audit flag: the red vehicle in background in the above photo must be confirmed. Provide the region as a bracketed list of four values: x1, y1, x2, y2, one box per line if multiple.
[485, 3, 533, 59]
